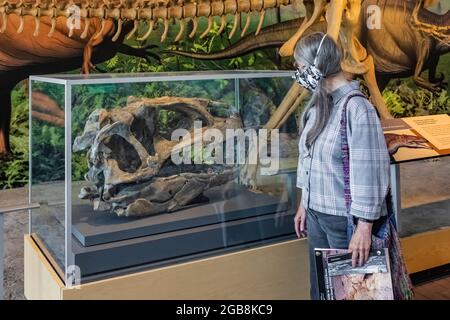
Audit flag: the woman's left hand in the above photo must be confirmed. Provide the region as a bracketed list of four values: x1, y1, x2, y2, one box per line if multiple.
[348, 220, 373, 267]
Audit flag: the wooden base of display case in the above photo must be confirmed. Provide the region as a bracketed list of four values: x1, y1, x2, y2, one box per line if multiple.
[401, 228, 450, 274]
[24, 234, 310, 300]
[24, 227, 450, 300]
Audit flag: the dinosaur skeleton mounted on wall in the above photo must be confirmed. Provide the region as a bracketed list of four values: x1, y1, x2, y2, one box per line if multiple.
[0, 0, 293, 76]
[167, 3, 449, 92]
[0, 0, 448, 159]
[0, 0, 292, 40]
[0, 0, 292, 157]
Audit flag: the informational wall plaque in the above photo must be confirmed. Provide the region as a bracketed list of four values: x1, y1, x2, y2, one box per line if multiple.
[402, 114, 450, 150]
[381, 114, 450, 164]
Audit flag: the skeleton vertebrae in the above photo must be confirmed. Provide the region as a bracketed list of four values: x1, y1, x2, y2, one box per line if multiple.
[0, 0, 293, 41]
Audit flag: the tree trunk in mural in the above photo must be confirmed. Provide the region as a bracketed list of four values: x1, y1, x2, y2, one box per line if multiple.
[0, 90, 12, 158]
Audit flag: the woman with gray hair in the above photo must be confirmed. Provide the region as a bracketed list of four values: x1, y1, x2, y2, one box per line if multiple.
[292, 32, 391, 300]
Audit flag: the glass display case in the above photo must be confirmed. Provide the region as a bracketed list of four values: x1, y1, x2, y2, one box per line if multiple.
[29, 70, 300, 286]
[379, 117, 450, 238]
[395, 157, 450, 238]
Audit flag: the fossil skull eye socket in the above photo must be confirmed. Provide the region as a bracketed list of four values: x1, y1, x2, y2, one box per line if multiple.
[104, 134, 142, 173]
[130, 115, 156, 156]
[157, 109, 199, 139]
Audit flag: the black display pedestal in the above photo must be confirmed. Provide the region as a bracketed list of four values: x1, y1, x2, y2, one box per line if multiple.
[71, 183, 295, 279]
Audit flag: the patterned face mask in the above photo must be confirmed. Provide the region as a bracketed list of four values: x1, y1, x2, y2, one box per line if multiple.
[292, 34, 327, 91]
[292, 65, 323, 91]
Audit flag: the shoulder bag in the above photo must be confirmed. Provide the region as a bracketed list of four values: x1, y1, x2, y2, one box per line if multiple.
[339, 93, 414, 300]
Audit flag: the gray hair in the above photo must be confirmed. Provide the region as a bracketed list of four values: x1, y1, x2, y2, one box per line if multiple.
[294, 32, 343, 150]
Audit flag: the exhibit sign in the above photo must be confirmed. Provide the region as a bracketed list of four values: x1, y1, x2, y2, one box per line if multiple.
[381, 114, 450, 163]
[402, 114, 450, 150]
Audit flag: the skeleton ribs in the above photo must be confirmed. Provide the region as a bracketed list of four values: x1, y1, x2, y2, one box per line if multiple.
[0, 0, 292, 42]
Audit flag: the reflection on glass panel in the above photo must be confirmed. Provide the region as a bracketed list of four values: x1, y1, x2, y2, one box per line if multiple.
[398, 157, 450, 237]
[239, 77, 299, 209]
[30, 81, 65, 272]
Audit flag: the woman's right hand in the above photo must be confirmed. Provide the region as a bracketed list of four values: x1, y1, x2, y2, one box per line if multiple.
[294, 202, 307, 238]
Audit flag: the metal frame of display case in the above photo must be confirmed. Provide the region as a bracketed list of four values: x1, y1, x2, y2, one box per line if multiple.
[390, 157, 450, 235]
[391, 164, 401, 231]
[29, 70, 296, 286]
[382, 116, 450, 234]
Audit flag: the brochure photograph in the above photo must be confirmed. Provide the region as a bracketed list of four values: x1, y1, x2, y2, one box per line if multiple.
[315, 248, 394, 300]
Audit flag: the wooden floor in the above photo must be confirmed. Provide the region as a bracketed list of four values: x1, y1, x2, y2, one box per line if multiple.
[414, 276, 450, 300]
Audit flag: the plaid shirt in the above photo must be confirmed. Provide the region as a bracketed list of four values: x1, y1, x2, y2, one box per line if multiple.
[297, 81, 390, 220]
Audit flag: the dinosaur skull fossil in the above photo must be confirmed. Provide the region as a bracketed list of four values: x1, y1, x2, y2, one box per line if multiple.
[73, 96, 241, 217]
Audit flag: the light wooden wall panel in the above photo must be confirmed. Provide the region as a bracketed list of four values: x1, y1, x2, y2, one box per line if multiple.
[24, 227, 450, 300]
[62, 239, 310, 300]
[400, 227, 450, 274]
[24, 235, 63, 300]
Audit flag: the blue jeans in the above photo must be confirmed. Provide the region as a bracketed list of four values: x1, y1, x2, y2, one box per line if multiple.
[306, 207, 349, 300]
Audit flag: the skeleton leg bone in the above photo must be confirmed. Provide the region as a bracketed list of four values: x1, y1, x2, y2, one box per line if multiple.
[279, 0, 326, 57]
[413, 38, 444, 92]
[82, 33, 106, 74]
[0, 91, 11, 158]
[339, 0, 369, 74]
[243, 0, 343, 187]
[240, 84, 308, 188]
[324, 0, 346, 41]
[242, 0, 396, 187]
[361, 55, 393, 120]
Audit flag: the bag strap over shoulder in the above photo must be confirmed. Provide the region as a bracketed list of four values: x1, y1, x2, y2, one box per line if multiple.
[339, 92, 366, 214]
[339, 92, 395, 222]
